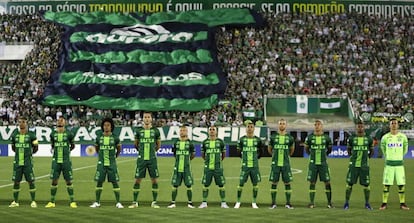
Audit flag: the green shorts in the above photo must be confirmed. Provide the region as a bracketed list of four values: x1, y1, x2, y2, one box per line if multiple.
[94, 163, 119, 182]
[50, 161, 73, 181]
[171, 168, 193, 187]
[346, 165, 370, 186]
[12, 164, 35, 182]
[239, 167, 261, 185]
[269, 165, 292, 183]
[307, 163, 331, 182]
[135, 158, 159, 179]
[202, 168, 225, 187]
[383, 165, 406, 185]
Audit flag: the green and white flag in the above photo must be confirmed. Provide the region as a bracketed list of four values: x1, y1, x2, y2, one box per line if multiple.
[320, 98, 341, 113]
[296, 95, 308, 114]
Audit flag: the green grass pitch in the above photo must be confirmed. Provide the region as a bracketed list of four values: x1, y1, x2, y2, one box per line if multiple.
[0, 156, 413, 223]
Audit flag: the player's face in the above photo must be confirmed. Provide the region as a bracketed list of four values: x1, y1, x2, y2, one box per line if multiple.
[356, 123, 365, 134]
[314, 121, 323, 132]
[143, 113, 152, 125]
[389, 120, 399, 131]
[278, 120, 287, 131]
[246, 123, 255, 135]
[57, 117, 66, 127]
[179, 127, 188, 138]
[103, 121, 112, 133]
[208, 126, 217, 138]
[18, 119, 27, 130]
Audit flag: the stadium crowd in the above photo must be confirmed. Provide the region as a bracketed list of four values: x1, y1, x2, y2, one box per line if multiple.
[0, 12, 413, 128]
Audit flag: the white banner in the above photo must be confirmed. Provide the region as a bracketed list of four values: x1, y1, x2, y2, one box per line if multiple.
[296, 95, 308, 114]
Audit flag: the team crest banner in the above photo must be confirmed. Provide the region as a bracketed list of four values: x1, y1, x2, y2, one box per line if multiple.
[41, 9, 263, 111]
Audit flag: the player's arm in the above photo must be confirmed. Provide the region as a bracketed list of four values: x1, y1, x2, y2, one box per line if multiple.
[289, 135, 295, 156]
[304, 136, 310, 155]
[155, 128, 161, 152]
[32, 133, 39, 154]
[346, 137, 352, 156]
[95, 136, 100, 153]
[190, 143, 195, 160]
[116, 143, 121, 158]
[257, 138, 263, 159]
[326, 135, 332, 155]
[172, 141, 177, 157]
[220, 140, 226, 161]
[403, 135, 408, 156]
[237, 139, 242, 158]
[69, 132, 75, 151]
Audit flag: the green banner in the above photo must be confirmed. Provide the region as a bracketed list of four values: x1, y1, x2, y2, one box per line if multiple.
[0, 126, 268, 145]
[266, 96, 348, 115]
[3, 0, 414, 17]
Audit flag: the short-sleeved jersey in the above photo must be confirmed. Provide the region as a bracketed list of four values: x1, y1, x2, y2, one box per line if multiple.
[380, 132, 408, 166]
[172, 139, 195, 172]
[201, 138, 226, 170]
[305, 134, 332, 165]
[237, 136, 262, 168]
[269, 133, 294, 166]
[11, 130, 37, 166]
[95, 133, 120, 166]
[50, 129, 74, 163]
[347, 134, 373, 167]
[135, 127, 161, 160]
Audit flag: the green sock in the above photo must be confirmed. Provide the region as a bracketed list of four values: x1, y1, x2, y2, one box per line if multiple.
[345, 185, 352, 203]
[186, 187, 192, 202]
[133, 183, 140, 202]
[363, 186, 370, 204]
[202, 186, 209, 202]
[13, 184, 20, 202]
[96, 182, 103, 203]
[253, 185, 259, 203]
[171, 187, 178, 202]
[113, 183, 120, 203]
[398, 185, 405, 204]
[382, 185, 390, 203]
[219, 186, 226, 202]
[29, 183, 36, 201]
[309, 184, 316, 204]
[325, 184, 332, 204]
[271, 184, 277, 204]
[152, 183, 159, 202]
[285, 184, 292, 204]
[237, 185, 243, 202]
[67, 184, 74, 202]
[51, 185, 58, 202]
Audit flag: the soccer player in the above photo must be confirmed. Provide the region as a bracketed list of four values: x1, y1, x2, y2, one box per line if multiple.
[268, 119, 295, 209]
[379, 118, 409, 210]
[9, 117, 38, 208]
[234, 120, 263, 209]
[45, 116, 77, 208]
[89, 117, 123, 208]
[199, 126, 229, 209]
[343, 121, 374, 210]
[128, 112, 161, 208]
[167, 125, 195, 208]
[304, 120, 333, 208]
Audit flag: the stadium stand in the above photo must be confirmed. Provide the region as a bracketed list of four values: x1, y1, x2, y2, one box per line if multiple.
[0, 12, 413, 128]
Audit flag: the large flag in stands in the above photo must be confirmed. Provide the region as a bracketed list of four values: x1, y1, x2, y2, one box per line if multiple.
[41, 9, 263, 111]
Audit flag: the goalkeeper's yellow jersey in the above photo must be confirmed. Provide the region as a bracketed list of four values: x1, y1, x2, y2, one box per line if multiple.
[380, 132, 408, 165]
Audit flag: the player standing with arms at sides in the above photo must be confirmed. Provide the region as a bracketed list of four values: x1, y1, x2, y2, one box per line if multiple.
[45, 116, 77, 208]
[343, 121, 374, 210]
[167, 125, 195, 208]
[268, 119, 295, 209]
[129, 112, 161, 208]
[9, 117, 38, 208]
[90, 117, 123, 208]
[305, 120, 333, 208]
[234, 120, 263, 209]
[198, 126, 229, 209]
[379, 118, 409, 210]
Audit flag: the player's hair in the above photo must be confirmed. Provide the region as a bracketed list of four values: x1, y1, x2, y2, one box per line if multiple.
[101, 117, 115, 132]
[18, 116, 27, 121]
[389, 118, 398, 122]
